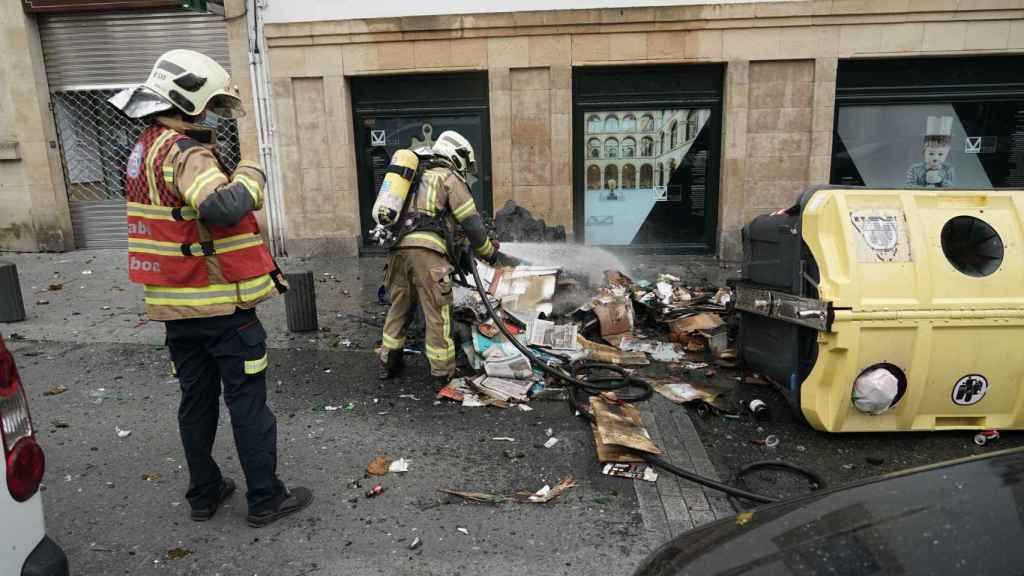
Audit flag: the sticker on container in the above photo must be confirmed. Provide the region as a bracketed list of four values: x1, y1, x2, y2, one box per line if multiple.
[952, 374, 988, 406]
[370, 129, 386, 146]
[653, 185, 668, 201]
[849, 209, 912, 263]
[965, 136, 982, 154]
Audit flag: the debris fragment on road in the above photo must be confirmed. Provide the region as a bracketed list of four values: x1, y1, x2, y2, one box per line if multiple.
[43, 384, 68, 396]
[389, 458, 410, 473]
[166, 547, 192, 560]
[520, 476, 576, 503]
[366, 456, 392, 476]
[602, 463, 658, 482]
[115, 426, 131, 439]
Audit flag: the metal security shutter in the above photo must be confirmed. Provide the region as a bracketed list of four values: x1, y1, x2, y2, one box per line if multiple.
[38, 9, 234, 249]
[39, 9, 231, 91]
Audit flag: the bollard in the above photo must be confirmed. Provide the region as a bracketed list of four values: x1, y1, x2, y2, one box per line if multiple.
[284, 271, 318, 332]
[0, 261, 26, 323]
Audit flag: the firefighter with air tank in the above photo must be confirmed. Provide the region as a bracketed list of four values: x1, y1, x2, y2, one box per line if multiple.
[371, 131, 502, 387]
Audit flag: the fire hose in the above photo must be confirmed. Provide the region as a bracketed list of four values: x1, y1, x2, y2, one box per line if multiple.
[462, 247, 824, 505]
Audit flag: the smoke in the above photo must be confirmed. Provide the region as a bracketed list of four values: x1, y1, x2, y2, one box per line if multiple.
[499, 242, 630, 286]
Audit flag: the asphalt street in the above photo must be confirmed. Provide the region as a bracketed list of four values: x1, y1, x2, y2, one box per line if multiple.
[13, 339, 649, 576]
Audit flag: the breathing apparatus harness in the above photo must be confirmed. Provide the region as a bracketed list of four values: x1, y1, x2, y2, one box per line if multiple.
[371, 150, 458, 254]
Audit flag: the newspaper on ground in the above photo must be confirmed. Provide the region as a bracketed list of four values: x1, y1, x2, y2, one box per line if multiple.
[528, 319, 581, 351]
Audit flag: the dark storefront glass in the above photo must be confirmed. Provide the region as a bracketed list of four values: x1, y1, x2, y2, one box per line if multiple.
[832, 56, 1024, 189]
[351, 73, 491, 250]
[573, 65, 723, 253]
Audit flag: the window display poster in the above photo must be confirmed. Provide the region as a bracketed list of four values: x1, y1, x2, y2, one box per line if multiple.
[582, 108, 712, 245]
[832, 102, 1024, 189]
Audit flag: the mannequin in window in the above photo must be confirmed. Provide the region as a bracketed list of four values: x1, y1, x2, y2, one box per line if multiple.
[906, 116, 955, 188]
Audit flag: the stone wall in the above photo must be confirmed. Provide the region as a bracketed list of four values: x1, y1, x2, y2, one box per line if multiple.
[0, 3, 72, 252]
[262, 0, 1024, 259]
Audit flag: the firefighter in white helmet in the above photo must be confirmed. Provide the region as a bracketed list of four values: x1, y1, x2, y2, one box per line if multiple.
[109, 49, 312, 527]
[378, 130, 501, 386]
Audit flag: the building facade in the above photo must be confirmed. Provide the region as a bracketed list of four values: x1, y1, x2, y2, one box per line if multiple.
[2, 0, 1024, 263]
[261, 0, 1024, 260]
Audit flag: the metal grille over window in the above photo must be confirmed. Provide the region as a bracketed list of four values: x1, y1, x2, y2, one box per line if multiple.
[52, 90, 241, 248]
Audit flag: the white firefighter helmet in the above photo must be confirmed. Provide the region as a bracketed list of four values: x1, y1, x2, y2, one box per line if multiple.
[108, 49, 243, 119]
[432, 130, 476, 177]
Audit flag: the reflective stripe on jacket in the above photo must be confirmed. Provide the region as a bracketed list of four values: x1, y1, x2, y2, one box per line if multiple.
[125, 121, 279, 320]
[395, 166, 495, 258]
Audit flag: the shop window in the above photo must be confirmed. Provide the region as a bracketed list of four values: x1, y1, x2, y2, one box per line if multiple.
[622, 164, 637, 188]
[622, 137, 636, 158]
[640, 164, 653, 188]
[586, 164, 601, 189]
[832, 56, 1024, 189]
[588, 137, 601, 158]
[574, 64, 723, 251]
[605, 137, 619, 158]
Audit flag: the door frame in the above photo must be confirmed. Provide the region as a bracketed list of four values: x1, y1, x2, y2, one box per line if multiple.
[350, 72, 491, 253]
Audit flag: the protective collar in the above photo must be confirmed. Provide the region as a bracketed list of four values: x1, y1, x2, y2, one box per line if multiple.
[156, 116, 216, 147]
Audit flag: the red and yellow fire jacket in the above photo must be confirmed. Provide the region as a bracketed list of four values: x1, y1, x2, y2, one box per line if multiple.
[126, 116, 281, 321]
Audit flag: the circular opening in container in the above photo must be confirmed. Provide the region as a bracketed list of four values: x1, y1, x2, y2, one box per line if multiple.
[852, 363, 907, 415]
[941, 216, 1003, 277]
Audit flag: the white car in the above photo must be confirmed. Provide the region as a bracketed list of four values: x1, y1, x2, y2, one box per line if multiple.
[0, 334, 69, 576]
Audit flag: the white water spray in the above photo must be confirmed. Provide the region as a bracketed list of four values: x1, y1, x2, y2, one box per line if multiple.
[499, 242, 630, 286]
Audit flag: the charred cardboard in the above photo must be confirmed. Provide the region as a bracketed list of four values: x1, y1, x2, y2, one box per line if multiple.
[590, 397, 662, 455]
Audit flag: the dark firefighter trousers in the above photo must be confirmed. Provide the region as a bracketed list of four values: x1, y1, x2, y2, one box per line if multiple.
[166, 308, 286, 514]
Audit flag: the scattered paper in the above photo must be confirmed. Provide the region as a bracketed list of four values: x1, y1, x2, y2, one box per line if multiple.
[517, 404, 533, 412]
[456, 527, 469, 536]
[528, 319, 581, 351]
[389, 458, 410, 473]
[492, 437, 516, 442]
[543, 437, 559, 449]
[483, 344, 533, 380]
[116, 426, 131, 439]
[654, 382, 718, 404]
[473, 376, 534, 403]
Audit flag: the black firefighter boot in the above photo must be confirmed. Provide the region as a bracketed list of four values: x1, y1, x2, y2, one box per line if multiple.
[379, 348, 405, 380]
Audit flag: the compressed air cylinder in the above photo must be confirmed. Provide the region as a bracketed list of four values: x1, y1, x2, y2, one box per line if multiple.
[372, 149, 419, 227]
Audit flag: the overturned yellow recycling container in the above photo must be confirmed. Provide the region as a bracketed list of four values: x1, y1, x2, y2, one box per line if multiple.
[737, 186, 1024, 432]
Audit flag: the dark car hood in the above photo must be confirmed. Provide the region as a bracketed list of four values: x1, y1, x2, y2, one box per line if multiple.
[634, 448, 1024, 576]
